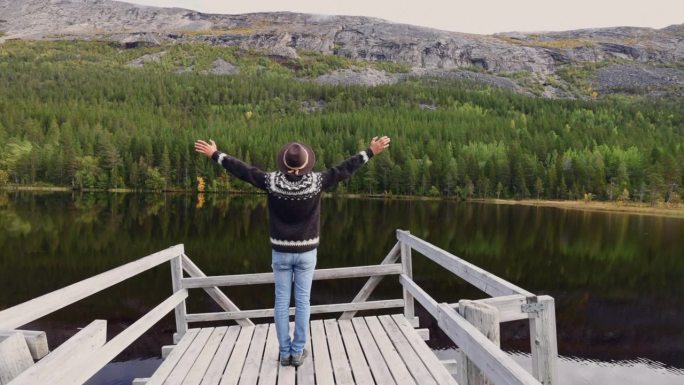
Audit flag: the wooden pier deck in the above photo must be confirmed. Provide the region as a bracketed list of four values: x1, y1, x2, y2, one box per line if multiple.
[144, 315, 456, 385]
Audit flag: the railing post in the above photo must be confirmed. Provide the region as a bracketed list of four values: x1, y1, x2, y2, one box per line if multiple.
[456, 300, 500, 385]
[528, 295, 558, 385]
[170, 250, 188, 342]
[399, 230, 415, 324]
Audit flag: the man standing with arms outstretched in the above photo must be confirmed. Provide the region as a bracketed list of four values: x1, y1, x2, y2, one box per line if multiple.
[194, 136, 391, 366]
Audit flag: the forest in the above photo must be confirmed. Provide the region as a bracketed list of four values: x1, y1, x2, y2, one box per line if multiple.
[0, 40, 682, 202]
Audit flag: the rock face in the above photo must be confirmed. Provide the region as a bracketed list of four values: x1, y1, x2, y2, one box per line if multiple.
[315, 68, 399, 86]
[204, 59, 240, 75]
[1, 0, 682, 98]
[126, 51, 166, 67]
[594, 64, 684, 94]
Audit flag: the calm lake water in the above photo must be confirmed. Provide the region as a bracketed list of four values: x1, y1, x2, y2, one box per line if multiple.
[0, 191, 682, 385]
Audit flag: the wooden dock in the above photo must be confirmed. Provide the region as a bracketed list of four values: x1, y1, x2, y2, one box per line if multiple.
[143, 315, 457, 385]
[0, 230, 558, 385]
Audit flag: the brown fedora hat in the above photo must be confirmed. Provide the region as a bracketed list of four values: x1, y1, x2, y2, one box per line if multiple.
[276, 142, 316, 176]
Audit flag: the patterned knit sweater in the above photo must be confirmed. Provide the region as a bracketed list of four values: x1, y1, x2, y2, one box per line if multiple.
[211, 148, 375, 252]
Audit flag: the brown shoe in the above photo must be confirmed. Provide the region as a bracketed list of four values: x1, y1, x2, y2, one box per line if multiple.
[291, 349, 308, 367]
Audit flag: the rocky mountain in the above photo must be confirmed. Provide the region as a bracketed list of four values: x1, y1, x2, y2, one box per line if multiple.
[1, 0, 683, 99]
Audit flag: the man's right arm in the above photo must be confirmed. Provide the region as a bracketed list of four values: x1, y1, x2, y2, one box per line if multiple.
[211, 150, 268, 190]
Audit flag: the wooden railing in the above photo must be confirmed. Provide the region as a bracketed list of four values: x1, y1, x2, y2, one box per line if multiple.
[0, 245, 186, 384]
[0, 231, 558, 385]
[395, 230, 558, 385]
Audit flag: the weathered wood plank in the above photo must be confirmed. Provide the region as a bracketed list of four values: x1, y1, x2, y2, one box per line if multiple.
[200, 326, 241, 385]
[441, 359, 458, 376]
[219, 325, 255, 385]
[392, 315, 458, 385]
[311, 320, 335, 385]
[147, 329, 201, 385]
[437, 304, 541, 385]
[352, 317, 396, 385]
[365, 316, 416, 385]
[0, 244, 184, 330]
[277, 322, 296, 385]
[296, 322, 314, 385]
[238, 324, 269, 385]
[323, 319, 354, 385]
[164, 327, 216, 385]
[338, 319, 375, 385]
[257, 324, 279, 385]
[415, 328, 429, 341]
[277, 361, 295, 385]
[182, 264, 403, 289]
[0, 332, 33, 385]
[132, 378, 149, 385]
[452, 295, 528, 323]
[183, 327, 228, 385]
[340, 242, 401, 320]
[54, 290, 189, 385]
[186, 299, 404, 322]
[161, 345, 174, 359]
[457, 300, 500, 385]
[9, 320, 107, 385]
[401, 237, 416, 321]
[181, 255, 254, 327]
[170, 255, 188, 338]
[396, 230, 533, 297]
[378, 315, 437, 385]
[0, 330, 48, 361]
[529, 296, 558, 385]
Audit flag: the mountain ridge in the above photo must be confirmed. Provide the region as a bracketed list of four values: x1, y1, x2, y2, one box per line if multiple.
[1, 0, 683, 99]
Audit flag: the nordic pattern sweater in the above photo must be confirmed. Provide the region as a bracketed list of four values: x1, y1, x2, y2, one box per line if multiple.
[211, 147, 375, 252]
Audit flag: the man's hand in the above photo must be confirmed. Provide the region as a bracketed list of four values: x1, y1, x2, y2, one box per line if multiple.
[370, 136, 391, 155]
[194, 139, 218, 158]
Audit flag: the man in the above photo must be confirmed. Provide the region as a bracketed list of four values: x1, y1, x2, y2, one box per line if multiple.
[194, 136, 390, 366]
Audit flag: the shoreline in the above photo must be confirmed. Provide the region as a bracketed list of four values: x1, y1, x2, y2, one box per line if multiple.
[2, 185, 683, 218]
[472, 198, 684, 218]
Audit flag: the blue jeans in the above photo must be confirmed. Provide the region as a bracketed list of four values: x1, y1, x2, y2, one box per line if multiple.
[271, 248, 317, 357]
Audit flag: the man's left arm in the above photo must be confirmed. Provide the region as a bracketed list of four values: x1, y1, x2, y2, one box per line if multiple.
[321, 136, 390, 190]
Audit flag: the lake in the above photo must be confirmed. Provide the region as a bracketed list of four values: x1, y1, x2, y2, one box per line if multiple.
[0, 191, 682, 385]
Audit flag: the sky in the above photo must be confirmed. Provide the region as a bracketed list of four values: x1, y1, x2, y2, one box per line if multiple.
[127, 0, 684, 34]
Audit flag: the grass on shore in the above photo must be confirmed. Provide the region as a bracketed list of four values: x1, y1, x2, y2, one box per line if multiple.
[479, 198, 684, 218]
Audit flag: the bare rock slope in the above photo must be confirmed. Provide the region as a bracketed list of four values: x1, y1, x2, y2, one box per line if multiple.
[1, 0, 682, 98]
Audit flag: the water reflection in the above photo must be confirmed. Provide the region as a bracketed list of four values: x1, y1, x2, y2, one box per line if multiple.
[433, 349, 684, 385]
[0, 191, 682, 384]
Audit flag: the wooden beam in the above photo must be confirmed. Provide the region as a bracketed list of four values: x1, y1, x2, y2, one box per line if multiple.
[441, 359, 458, 375]
[9, 320, 107, 385]
[451, 295, 529, 323]
[437, 304, 542, 385]
[398, 274, 441, 321]
[457, 300, 500, 385]
[181, 264, 403, 289]
[529, 296, 558, 385]
[0, 330, 49, 360]
[181, 254, 254, 327]
[340, 242, 401, 320]
[53, 290, 189, 385]
[185, 299, 405, 322]
[170, 255, 188, 338]
[396, 230, 533, 297]
[415, 328, 430, 341]
[0, 245, 184, 330]
[0, 332, 33, 385]
[401, 236, 416, 322]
